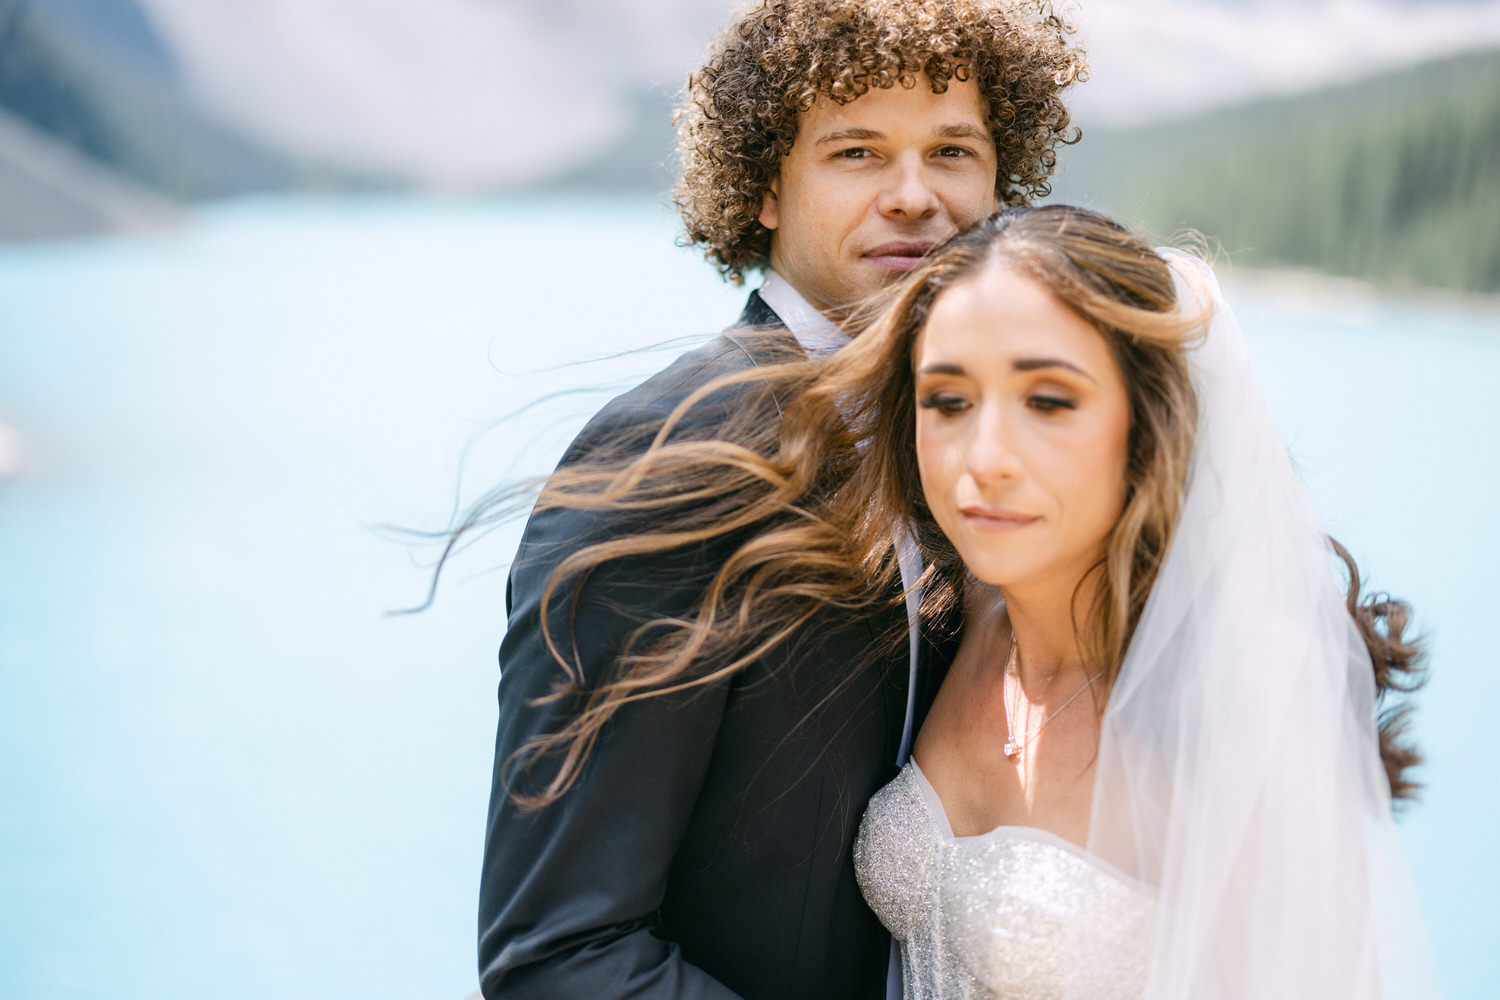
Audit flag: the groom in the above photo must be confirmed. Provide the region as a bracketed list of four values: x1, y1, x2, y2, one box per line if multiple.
[478, 2, 1084, 997]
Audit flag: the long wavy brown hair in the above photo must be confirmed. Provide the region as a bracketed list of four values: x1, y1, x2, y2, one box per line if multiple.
[854, 208, 1205, 691]
[502, 206, 1424, 807]
[675, 0, 1087, 284]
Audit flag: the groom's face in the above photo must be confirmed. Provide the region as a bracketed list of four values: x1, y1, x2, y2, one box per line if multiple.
[758, 75, 1000, 318]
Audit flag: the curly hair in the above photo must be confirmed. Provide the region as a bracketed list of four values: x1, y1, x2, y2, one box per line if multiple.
[674, 0, 1086, 284]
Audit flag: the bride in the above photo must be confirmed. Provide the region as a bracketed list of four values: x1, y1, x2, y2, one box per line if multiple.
[505, 205, 1434, 997]
[839, 208, 1433, 998]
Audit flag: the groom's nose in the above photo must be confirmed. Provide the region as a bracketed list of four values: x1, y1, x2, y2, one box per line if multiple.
[876, 154, 941, 222]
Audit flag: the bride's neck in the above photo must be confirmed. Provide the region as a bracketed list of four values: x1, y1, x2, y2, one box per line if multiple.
[972, 578, 1097, 692]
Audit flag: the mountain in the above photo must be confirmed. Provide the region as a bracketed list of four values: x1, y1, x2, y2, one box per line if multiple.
[2, 0, 1497, 283]
[0, 0, 374, 206]
[27, 0, 176, 77]
[0, 105, 181, 239]
[538, 90, 682, 198]
[1050, 48, 1500, 293]
[132, 0, 1500, 187]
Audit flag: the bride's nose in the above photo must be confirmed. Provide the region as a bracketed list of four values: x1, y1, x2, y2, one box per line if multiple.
[963, 407, 1023, 483]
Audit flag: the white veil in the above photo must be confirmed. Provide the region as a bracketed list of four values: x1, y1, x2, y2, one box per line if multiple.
[1079, 254, 1436, 998]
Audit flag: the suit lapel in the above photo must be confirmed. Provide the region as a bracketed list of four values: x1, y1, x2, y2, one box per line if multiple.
[736, 290, 782, 330]
[734, 287, 917, 766]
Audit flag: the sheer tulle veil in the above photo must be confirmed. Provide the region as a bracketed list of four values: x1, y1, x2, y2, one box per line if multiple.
[1077, 253, 1436, 998]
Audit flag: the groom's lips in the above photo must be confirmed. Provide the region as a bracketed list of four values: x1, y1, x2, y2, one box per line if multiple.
[863, 241, 937, 272]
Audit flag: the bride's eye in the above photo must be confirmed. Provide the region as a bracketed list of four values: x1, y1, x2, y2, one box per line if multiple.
[1028, 394, 1076, 413]
[918, 393, 970, 416]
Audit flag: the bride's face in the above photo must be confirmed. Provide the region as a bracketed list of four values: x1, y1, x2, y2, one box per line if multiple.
[913, 262, 1132, 592]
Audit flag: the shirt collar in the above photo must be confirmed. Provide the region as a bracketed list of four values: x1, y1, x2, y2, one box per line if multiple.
[758, 270, 850, 359]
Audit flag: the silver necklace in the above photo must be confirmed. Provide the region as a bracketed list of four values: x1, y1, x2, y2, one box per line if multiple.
[1001, 626, 1103, 759]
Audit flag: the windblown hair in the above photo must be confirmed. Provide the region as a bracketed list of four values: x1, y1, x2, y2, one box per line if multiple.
[505, 205, 1423, 807]
[1332, 538, 1426, 801]
[674, 0, 1086, 283]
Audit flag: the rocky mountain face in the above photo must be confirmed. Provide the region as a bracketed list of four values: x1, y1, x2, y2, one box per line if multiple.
[23, 0, 176, 76]
[0, 0, 334, 202]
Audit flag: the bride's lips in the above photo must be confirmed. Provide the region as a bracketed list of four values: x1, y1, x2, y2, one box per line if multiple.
[959, 504, 1040, 531]
[862, 241, 937, 272]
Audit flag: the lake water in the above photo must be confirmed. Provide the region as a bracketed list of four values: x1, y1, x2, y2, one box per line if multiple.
[1, 195, 1496, 999]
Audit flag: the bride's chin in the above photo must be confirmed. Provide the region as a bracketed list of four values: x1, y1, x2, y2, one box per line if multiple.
[955, 555, 1024, 590]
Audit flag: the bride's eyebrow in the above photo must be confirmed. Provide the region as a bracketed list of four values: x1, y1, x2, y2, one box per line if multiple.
[1013, 357, 1097, 384]
[915, 358, 1098, 384]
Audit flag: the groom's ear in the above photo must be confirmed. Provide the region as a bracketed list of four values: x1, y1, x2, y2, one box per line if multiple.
[759, 177, 781, 231]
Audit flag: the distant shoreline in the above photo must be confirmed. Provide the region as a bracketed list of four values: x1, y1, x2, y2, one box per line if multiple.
[4, 189, 1495, 312]
[1219, 264, 1500, 315]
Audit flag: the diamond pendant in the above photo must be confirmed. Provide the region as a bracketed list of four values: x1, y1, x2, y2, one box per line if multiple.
[1003, 740, 1021, 758]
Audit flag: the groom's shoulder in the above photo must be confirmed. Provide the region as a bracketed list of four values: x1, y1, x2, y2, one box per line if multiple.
[545, 298, 792, 523]
[596, 296, 790, 427]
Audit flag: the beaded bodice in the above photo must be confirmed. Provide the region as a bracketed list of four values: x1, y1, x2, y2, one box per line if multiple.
[854, 762, 1156, 999]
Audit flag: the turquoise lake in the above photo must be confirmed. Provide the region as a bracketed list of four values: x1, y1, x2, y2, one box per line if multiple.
[1, 196, 1496, 998]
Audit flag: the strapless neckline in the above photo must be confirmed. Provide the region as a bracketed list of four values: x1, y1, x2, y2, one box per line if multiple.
[855, 761, 1156, 999]
[904, 759, 1150, 891]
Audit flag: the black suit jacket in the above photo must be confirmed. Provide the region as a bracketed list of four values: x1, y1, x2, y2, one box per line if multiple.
[477, 295, 937, 999]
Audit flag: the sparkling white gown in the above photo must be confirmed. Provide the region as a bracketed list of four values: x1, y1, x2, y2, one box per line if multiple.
[854, 761, 1155, 1000]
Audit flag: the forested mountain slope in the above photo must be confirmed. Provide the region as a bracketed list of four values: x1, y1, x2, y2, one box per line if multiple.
[1052, 48, 1500, 293]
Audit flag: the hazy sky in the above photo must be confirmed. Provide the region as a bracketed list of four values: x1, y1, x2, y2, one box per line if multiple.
[135, 0, 1500, 186]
